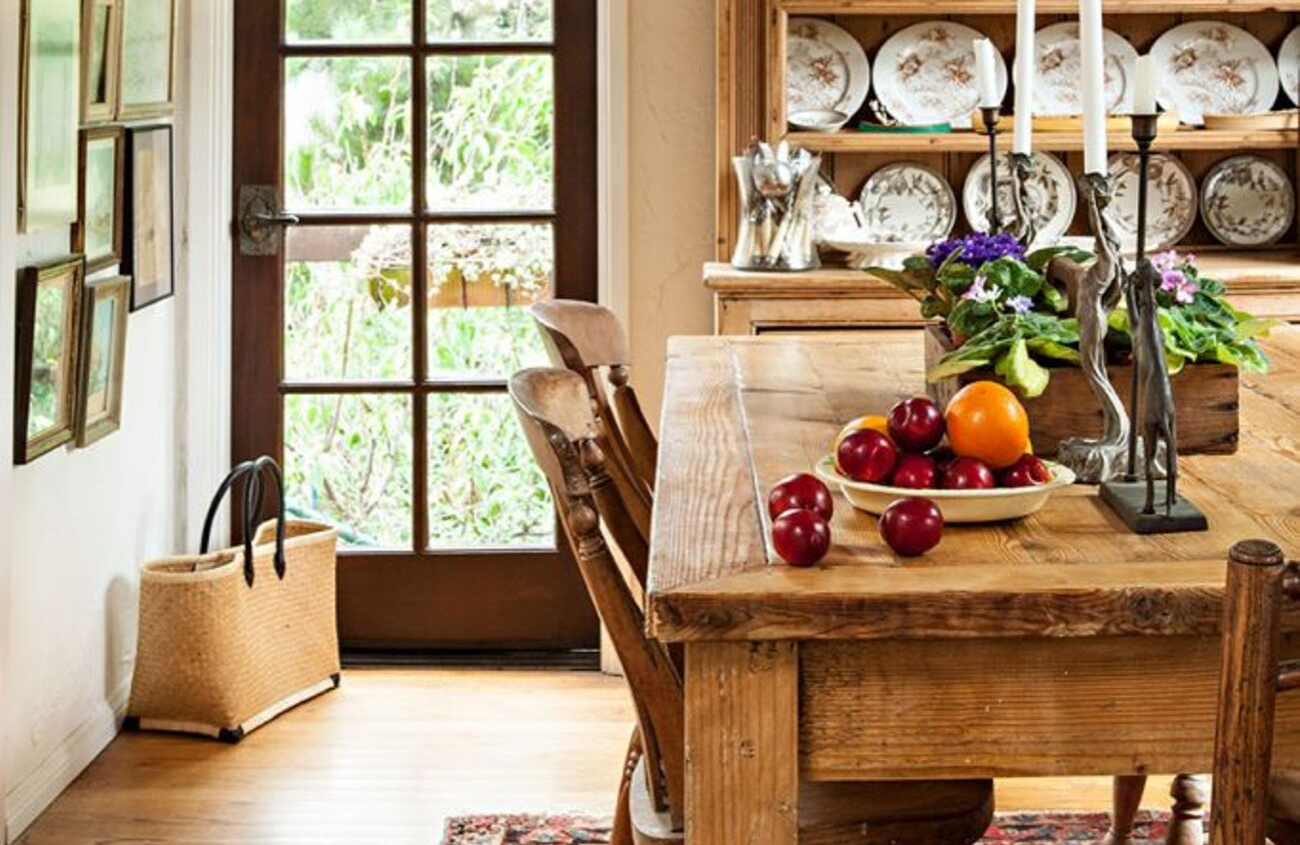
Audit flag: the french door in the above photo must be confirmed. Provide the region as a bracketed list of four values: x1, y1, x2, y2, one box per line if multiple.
[232, 0, 599, 651]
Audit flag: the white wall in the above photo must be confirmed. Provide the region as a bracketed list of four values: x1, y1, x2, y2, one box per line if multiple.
[0, 0, 232, 839]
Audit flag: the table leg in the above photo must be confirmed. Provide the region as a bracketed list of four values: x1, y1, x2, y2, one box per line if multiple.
[1104, 775, 1147, 845]
[685, 641, 799, 845]
[1167, 774, 1209, 845]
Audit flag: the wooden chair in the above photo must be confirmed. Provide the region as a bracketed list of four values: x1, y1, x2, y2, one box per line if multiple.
[530, 301, 658, 538]
[510, 366, 994, 845]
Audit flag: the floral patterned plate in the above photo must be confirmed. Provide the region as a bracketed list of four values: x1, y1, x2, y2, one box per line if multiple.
[1281, 26, 1299, 106]
[1032, 23, 1139, 116]
[873, 21, 1007, 128]
[1103, 152, 1199, 253]
[1150, 22, 1279, 126]
[1200, 154, 1295, 246]
[963, 151, 1076, 248]
[786, 18, 871, 120]
[858, 162, 957, 244]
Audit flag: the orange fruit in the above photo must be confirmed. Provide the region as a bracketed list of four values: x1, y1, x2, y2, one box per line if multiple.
[835, 415, 891, 451]
[944, 381, 1031, 470]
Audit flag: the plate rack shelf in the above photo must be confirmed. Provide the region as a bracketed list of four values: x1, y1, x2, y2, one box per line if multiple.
[714, 0, 1300, 304]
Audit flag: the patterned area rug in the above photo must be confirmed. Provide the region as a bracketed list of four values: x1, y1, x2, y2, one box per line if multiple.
[442, 810, 1174, 845]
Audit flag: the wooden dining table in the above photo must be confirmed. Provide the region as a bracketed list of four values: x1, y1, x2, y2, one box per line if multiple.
[645, 325, 1300, 845]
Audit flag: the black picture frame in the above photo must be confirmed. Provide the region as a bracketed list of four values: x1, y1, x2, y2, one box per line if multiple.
[123, 124, 175, 311]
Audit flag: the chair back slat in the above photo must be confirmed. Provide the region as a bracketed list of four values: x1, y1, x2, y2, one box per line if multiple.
[510, 368, 685, 828]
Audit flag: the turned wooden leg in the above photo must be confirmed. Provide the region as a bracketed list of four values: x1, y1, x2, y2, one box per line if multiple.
[1104, 775, 1148, 845]
[611, 728, 642, 845]
[1167, 775, 1209, 845]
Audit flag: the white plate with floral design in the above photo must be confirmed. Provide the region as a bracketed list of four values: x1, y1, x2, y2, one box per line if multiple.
[873, 21, 1008, 128]
[858, 162, 957, 244]
[1032, 23, 1139, 116]
[1151, 22, 1279, 126]
[1104, 152, 1199, 253]
[1281, 26, 1300, 106]
[963, 151, 1076, 248]
[1200, 155, 1295, 246]
[787, 18, 871, 120]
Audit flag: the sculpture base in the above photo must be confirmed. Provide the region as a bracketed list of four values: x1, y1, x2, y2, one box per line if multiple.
[1099, 480, 1209, 534]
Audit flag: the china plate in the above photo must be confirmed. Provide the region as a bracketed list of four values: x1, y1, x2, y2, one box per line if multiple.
[1201, 154, 1296, 246]
[787, 18, 871, 120]
[1151, 22, 1279, 126]
[1104, 152, 1199, 253]
[858, 162, 957, 244]
[1281, 26, 1299, 106]
[963, 151, 1077, 248]
[874, 21, 1008, 129]
[1032, 23, 1139, 116]
[814, 455, 1076, 523]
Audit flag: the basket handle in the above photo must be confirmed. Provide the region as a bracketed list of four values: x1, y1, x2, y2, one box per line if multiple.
[252, 456, 288, 580]
[200, 460, 259, 586]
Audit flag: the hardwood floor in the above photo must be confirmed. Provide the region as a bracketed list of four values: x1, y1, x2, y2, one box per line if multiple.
[16, 668, 1179, 845]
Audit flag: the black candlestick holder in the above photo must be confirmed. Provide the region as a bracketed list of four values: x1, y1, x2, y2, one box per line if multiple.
[980, 106, 1002, 233]
[1124, 112, 1159, 484]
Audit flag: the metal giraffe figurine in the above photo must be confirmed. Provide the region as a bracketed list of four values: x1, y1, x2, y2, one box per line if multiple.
[1056, 172, 1131, 484]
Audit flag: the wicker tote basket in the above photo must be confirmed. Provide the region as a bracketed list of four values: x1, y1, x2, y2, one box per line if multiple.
[126, 457, 341, 742]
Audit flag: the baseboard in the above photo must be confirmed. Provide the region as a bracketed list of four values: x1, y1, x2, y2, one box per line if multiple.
[4, 682, 130, 841]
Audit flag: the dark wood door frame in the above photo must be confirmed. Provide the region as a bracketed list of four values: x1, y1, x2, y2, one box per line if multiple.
[231, 0, 600, 651]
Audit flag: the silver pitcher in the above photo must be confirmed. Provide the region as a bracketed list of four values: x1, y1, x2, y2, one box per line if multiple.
[731, 141, 820, 272]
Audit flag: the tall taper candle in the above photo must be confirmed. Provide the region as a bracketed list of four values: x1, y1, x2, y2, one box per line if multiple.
[1079, 0, 1108, 174]
[974, 39, 1000, 108]
[1133, 54, 1158, 115]
[1013, 0, 1036, 153]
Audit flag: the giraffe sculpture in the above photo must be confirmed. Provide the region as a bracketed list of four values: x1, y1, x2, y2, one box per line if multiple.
[1131, 258, 1179, 514]
[1057, 172, 1131, 483]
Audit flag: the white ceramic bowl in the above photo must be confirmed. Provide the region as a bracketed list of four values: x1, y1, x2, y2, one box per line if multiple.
[789, 109, 851, 132]
[813, 454, 1076, 523]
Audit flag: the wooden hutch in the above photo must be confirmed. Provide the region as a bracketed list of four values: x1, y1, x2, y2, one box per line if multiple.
[709, 0, 1300, 335]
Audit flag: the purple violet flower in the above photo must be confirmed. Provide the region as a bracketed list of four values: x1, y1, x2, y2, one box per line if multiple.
[961, 274, 1001, 303]
[1006, 295, 1033, 314]
[1160, 268, 1197, 305]
[927, 232, 1026, 269]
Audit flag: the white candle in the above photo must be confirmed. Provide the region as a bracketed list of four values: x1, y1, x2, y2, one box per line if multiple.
[1079, 0, 1108, 174]
[1013, 0, 1037, 153]
[973, 39, 1001, 108]
[1133, 54, 1158, 115]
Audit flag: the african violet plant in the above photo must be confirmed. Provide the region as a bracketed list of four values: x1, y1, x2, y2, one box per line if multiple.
[870, 233, 1276, 398]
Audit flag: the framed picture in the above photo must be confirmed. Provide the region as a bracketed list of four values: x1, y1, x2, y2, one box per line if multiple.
[14, 259, 84, 465]
[76, 126, 125, 273]
[124, 125, 174, 311]
[81, 0, 122, 124]
[19, 0, 82, 233]
[117, 0, 174, 118]
[75, 275, 129, 447]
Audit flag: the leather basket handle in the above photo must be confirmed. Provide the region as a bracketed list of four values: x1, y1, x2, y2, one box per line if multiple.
[200, 460, 259, 586]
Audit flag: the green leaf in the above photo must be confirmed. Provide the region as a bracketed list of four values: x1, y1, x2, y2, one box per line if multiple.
[903, 255, 932, 272]
[1026, 337, 1081, 363]
[927, 356, 992, 381]
[1234, 317, 1280, 341]
[948, 299, 997, 338]
[1025, 245, 1094, 272]
[921, 294, 948, 320]
[994, 338, 1051, 397]
[1040, 282, 1068, 313]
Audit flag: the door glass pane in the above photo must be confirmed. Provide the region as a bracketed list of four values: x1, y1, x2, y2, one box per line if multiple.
[286, 0, 412, 44]
[428, 393, 554, 549]
[286, 56, 412, 211]
[427, 223, 552, 378]
[285, 226, 413, 381]
[285, 393, 413, 548]
[427, 55, 553, 211]
[426, 0, 552, 43]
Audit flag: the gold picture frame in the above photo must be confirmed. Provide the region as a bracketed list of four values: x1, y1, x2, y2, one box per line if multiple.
[81, 0, 123, 124]
[14, 259, 84, 465]
[19, 0, 82, 234]
[75, 126, 126, 273]
[117, 0, 175, 119]
[75, 275, 130, 447]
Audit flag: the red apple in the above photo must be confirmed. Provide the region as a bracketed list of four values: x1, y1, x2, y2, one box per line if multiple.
[836, 429, 898, 483]
[887, 396, 945, 452]
[890, 453, 937, 490]
[879, 497, 944, 557]
[999, 454, 1053, 488]
[768, 473, 833, 521]
[771, 508, 831, 567]
[941, 457, 996, 490]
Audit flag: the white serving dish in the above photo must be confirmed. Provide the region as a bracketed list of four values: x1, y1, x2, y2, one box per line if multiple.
[814, 454, 1076, 523]
[789, 108, 851, 133]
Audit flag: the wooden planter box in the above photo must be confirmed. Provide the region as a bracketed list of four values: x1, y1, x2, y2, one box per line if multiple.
[923, 325, 1239, 457]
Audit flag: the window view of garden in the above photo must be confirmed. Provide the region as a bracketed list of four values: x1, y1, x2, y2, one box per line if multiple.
[279, 0, 558, 549]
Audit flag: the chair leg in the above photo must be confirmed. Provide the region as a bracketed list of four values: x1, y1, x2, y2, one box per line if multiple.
[1104, 775, 1147, 845]
[1167, 775, 1209, 845]
[611, 727, 642, 845]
